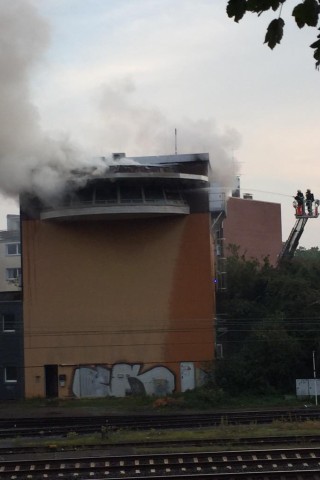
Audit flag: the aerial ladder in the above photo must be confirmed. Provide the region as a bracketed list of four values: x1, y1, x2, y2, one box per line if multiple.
[278, 198, 319, 265]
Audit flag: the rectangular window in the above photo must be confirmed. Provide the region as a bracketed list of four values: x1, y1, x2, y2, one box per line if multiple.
[6, 243, 21, 256]
[2, 314, 15, 332]
[4, 366, 17, 383]
[76, 187, 93, 204]
[6, 268, 21, 281]
[120, 185, 143, 203]
[164, 189, 182, 203]
[95, 184, 118, 203]
[144, 186, 165, 202]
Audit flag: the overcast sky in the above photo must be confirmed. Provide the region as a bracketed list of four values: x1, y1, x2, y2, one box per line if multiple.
[1, 0, 320, 248]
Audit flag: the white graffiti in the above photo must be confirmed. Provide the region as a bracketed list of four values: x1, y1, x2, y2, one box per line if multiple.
[72, 363, 175, 398]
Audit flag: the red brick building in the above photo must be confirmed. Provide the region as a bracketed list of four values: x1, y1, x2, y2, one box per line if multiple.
[223, 196, 282, 265]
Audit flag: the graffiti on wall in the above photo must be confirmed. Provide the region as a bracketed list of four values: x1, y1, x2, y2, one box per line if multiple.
[72, 363, 175, 398]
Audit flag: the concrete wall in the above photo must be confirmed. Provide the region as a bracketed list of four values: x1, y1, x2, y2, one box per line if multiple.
[223, 197, 282, 265]
[22, 213, 215, 398]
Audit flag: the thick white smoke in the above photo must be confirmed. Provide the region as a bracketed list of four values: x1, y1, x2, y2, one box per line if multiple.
[0, 1, 117, 204]
[0, 1, 240, 207]
[94, 78, 241, 190]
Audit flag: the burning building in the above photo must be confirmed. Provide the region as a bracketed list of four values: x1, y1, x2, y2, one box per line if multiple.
[20, 153, 221, 398]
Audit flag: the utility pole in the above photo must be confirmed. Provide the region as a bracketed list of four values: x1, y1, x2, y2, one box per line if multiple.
[174, 128, 177, 155]
[313, 350, 318, 406]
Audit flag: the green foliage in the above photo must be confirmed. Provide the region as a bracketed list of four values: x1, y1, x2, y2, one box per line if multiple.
[310, 29, 320, 66]
[180, 386, 226, 408]
[226, 0, 248, 22]
[226, 0, 320, 68]
[292, 0, 320, 28]
[227, 0, 284, 20]
[264, 18, 285, 48]
[295, 245, 320, 257]
[216, 247, 320, 394]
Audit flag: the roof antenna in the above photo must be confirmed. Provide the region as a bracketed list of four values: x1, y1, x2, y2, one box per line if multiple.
[175, 128, 178, 155]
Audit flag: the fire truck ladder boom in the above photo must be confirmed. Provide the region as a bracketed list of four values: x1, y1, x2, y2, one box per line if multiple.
[278, 217, 308, 263]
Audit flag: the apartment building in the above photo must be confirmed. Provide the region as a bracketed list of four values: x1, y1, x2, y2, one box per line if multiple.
[0, 216, 23, 399]
[0, 215, 21, 291]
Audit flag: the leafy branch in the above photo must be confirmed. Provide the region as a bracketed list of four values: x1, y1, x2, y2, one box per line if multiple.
[226, 0, 320, 68]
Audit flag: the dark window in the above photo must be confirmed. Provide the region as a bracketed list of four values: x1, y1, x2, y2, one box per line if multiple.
[95, 184, 118, 203]
[76, 187, 93, 204]
[120, 185, 143, 203]
[3, 314, 15, 332]
[164, 189, 182, 202]
[4, 366, 17, 383]
[144, 186, 164, 202]
[6, 243, 21, 255]
[6, 268, 21, 281]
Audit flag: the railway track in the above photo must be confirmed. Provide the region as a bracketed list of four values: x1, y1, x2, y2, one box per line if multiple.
[0, 433, 320, 456]
[0, 410, 320, 478]
[93, 434, 320, 450]
[2, 446, 320, 478]
[0, 408, 319, 438]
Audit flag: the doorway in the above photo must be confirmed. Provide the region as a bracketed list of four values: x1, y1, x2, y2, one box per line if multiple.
[44, 364, 58, 398]
[180, 362, 195, 392]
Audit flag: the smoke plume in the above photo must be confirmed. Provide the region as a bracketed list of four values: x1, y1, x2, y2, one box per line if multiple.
[94, 78, 241, 190]
[0, 1, 240, 207]
[0, 1, 111, 204]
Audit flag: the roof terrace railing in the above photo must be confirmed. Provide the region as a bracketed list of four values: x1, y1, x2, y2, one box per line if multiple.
[45, 185, 187, 211]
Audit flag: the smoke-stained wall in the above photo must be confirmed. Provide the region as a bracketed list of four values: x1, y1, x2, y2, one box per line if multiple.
[22, 213, 215, 398]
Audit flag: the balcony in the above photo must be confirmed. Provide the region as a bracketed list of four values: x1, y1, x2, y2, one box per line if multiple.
[40, 183, 190, 221]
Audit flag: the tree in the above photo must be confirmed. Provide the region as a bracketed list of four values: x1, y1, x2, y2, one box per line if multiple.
[226, 0, 320, 69]
[215, 247, 320, 394]
[216, 320, 304, 393]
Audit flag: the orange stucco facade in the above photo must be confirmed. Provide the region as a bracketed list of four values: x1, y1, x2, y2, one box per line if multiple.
[22, 213, 215, 398]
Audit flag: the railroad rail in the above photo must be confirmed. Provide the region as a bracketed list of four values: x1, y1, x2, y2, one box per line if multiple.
[1, 433, 320, 456]
[2, 446, 320, 478]
[0, 409, 319, 438]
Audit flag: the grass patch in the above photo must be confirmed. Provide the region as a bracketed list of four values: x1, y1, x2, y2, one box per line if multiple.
[0, 395, 154, 412]
[11, 419, 320, 451]
[0, 388, 312, 414]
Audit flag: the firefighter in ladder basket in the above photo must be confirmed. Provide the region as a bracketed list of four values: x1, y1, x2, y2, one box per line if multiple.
[306, 189, 314, 215]
[294, 190, 305, 216]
